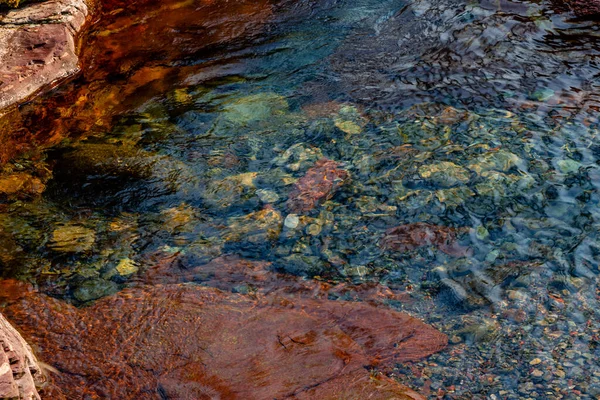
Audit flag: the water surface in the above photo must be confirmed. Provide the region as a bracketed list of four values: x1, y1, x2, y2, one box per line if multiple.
[2, 0, 600, 397]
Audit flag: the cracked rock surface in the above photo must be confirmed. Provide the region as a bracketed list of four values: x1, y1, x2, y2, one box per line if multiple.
[0, 0, 88, 112]
[0, 314, 44, 400]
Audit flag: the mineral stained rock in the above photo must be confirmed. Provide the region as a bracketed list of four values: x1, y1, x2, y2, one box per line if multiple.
[287, 158, 350, 213]
[0, 0, 88, 112]
[0, 313, 45, 400]
[1, 258, 447, 399]
[563, 0, 600, 16]
[381, 222, 471, 257]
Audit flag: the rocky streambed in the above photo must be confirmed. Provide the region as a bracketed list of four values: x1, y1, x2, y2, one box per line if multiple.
[2, 0, 600, 398]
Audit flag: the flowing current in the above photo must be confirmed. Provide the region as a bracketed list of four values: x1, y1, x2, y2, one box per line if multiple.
[1, 0, 600, 398]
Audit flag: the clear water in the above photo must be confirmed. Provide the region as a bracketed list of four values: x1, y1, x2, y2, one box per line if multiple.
[2, 0, 600, 397]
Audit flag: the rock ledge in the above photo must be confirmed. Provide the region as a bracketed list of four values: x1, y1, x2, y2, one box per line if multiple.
[0, 0, 88, 113]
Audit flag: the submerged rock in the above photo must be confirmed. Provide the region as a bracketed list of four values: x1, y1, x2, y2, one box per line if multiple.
[225, 206, 283, 243]
[1, 275, 446, 399]
[562, 0, 600, 17]
[0, 173, 45, 200]
[287, 158, 350, 213]
[49, 224, 95, 253]
[418, 161, 470, 188]
[381, 222, 471, 257]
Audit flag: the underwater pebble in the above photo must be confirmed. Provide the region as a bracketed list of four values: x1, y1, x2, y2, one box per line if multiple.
[556, 159, 581, 174]
[115, 258, 139, 276]
[256, 189, 280, 203]
[284, 214, 300, 229]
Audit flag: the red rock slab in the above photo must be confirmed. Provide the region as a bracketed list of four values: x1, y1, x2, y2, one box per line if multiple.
[287, 158, 350, 213]
[0, 0, 89, 112]
[2, 280, 446, 399]
[381, 222, 471, 257]
[291, 371, 425, 400]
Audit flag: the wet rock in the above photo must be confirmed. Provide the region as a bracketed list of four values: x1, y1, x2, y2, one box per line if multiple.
[56, 143, 154, 180]
[381, 223, 471, 257]
[202, 173, 257, 209]
[210, 92, 291, 135]
[418, 161, 470, 188]
[0, 0, 89, 112]
[49, 224, 95, 253]
[557, 159, 581, 174]
[468, 150, 522, 175]
[333, 104, 368, 135]
[2, 277, 446, 399]
[562, 0, 600, 17]
[435, 186, 475, 208]
[72, 279, 118, 303]
[0, 173, 45, 200]
[256, 188, 280, 204]
[273, 143, 324, 172]
[276, 254, 330, 277]
[287, 158, 350, 213]
[115, 258, 139, 276]
[159, 203, 197, 234]
[222, 92, 288, 125]
[0, 313, 44, 400]
[225, 206, 283, 243]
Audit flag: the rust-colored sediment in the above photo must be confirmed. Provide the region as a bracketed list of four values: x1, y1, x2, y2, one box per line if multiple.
[2, 257, 447, 399]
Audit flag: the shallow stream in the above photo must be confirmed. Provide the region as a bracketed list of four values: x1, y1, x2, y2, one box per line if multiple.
[2, 0, 600, 397]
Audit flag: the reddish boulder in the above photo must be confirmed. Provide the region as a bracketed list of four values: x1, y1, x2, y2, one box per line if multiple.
[2, 276, 446, 399]
[381, 222, 471, 257]
[287, 158, 350, 213]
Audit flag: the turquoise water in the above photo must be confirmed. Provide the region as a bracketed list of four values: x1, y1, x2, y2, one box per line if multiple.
[2, 0, 600, 397]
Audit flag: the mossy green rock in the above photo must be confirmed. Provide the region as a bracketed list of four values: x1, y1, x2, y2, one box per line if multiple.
[216, 92, 289, 128]
[73, 279, 119, 303]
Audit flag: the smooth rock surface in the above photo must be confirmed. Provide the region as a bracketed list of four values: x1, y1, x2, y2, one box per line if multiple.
[0, 0, 88, 112]
[1, 257, 447, 399]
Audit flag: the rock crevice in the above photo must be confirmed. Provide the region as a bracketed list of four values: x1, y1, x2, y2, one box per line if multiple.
[0, 313, 44, 400]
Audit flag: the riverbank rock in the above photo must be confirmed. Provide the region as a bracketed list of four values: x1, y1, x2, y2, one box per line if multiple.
[0, 0, 89, 112]
[0, 313, 44, 400]
[287, 158, 350, 213]
[1, 276, 446, 399]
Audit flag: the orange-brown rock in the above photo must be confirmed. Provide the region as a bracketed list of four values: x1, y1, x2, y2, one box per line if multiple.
[0, 0, 276, 165]
[381, 222, 471, 257]
[2, 270, 446, 399]
[0, 172, 45, 200]
[287, 158, 350, 213]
